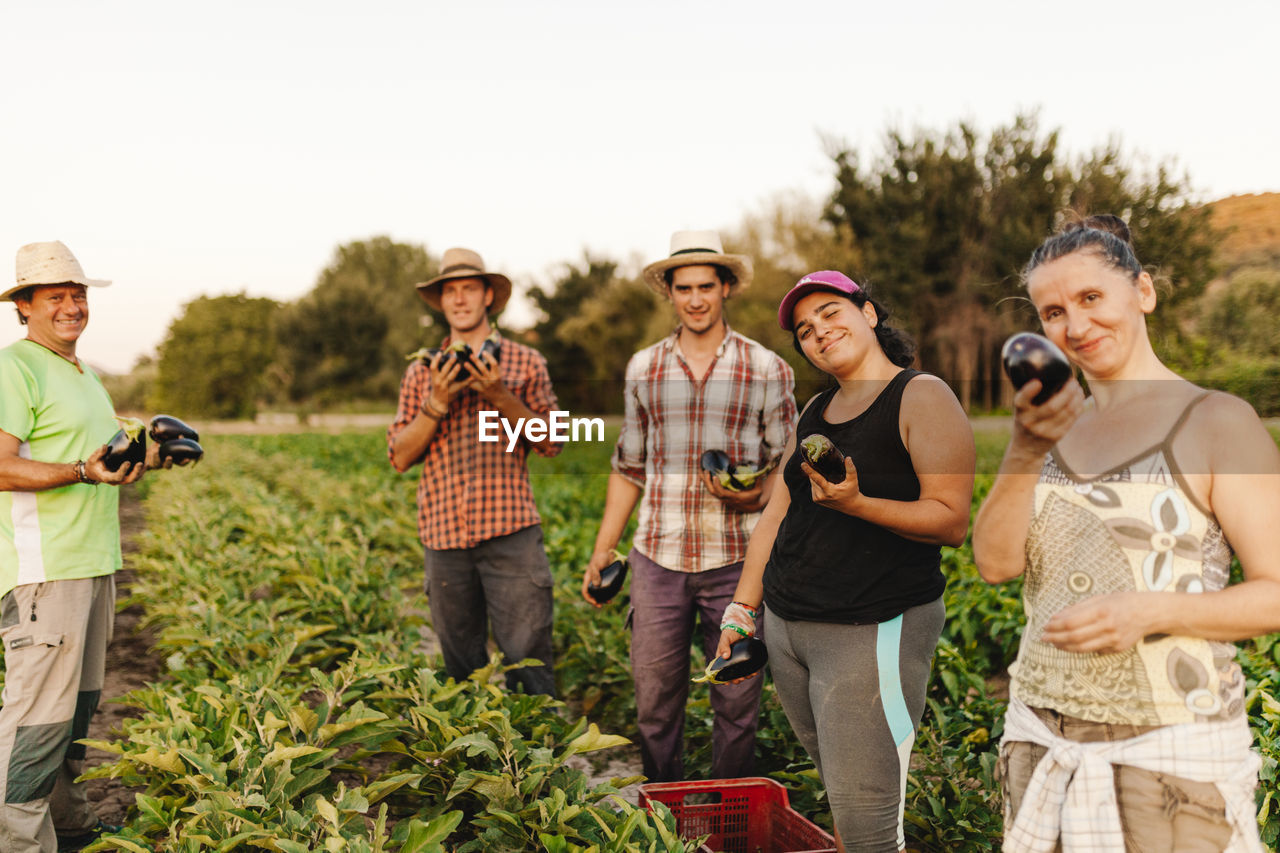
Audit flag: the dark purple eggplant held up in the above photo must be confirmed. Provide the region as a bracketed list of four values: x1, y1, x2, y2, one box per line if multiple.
[149, 414, 199, 443]
[800, 433, 846, 484]
[1001, 332, 1072, 405]
[692, 636, 769, 685]
[102, 418, 147, 473]
[159, 437, 204, 464]
[587, 551, 629, 604]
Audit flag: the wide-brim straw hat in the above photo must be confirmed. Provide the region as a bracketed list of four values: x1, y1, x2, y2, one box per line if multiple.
[642, 230, 752, 296]
[3, 241, 111, 301]
[416, 247, 512, 313]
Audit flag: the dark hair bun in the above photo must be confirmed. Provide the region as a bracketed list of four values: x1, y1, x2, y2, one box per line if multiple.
[1064, 214, 1132, 247]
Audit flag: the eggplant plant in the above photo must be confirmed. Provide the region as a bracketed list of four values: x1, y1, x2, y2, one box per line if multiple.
[692, 636, 769, 685]
[1001, 332, 1072, 405]
[800, 433, 846, 484]
[102, 416, 146, 472]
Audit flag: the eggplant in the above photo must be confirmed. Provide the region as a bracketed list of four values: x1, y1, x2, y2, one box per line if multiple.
[800, 433, 846, 484]
[692, 636, 768, 685]
[700, 449, 771, 492]
[405, 333, 500, 381]
[102, 417, 146, 473]
[1001, 332, 1073, 405]
[149, 414, 199, 443]
[587, 551, 629, 604]
[159, 437, 204, 465]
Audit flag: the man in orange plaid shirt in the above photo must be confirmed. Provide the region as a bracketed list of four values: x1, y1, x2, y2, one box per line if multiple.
[388, 247, 563, 696]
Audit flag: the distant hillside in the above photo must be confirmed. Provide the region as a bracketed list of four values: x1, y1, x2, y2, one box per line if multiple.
[1206, 192, 1280, 269]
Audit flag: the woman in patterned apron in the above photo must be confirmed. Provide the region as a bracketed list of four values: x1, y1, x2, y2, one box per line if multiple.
[973, 216, 1280, 852]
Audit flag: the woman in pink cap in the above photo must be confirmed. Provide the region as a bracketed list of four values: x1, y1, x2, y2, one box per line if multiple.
[716, 271, 975, 851]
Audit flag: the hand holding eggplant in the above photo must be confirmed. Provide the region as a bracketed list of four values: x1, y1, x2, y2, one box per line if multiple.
[696, 635, 768, 685]
[699, 469, 766, 513]
[84, 443, 145, 486]
[582, 547, 626, 608]
[464, 348, 508, 403]
[426, 350, 469, 409]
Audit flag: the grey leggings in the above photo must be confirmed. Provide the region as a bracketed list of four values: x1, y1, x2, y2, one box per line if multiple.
[766, 598, 944, 852]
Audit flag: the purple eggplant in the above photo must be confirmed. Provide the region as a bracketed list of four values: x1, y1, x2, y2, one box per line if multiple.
[800, 433, 846, 484]
[159, 437, 204, 465]
[149, 414, 199, 443]
[1001, 332, 1072, 405]
[102, 418, 146, 473]
[693, 637, 768, 685]
[587, 551, 629, 604]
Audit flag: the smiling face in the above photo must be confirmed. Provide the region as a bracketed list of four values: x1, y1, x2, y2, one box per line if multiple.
[668, 264, 730, 336]
[439, 276, 493, 335]
[792, 290, 879, 374]
[1026, 250, 1156, 381]
[14, 283, 89, 358]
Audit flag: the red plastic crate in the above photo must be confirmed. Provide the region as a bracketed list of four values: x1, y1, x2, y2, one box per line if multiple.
[638, 777, 836, 853]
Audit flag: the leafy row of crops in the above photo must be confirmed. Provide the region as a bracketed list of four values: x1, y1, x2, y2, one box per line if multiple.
[64, 429, 1280, 849]
[83, 435, 700, 852]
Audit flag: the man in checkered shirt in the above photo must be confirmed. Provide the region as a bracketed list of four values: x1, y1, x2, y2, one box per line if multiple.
[582, 230, 797, 782]
[389, 247, 563, 696]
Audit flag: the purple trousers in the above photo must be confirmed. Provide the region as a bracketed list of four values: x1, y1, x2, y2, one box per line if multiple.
[628, 548, 763, 782]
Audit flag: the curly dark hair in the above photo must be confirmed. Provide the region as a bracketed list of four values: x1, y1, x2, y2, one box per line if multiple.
[791, 283, 916, 368]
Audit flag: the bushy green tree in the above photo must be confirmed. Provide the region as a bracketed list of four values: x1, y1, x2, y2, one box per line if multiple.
[274, 237, 436, 405]
[150, 293, 279, 419]
[824, 112, 1218, 410]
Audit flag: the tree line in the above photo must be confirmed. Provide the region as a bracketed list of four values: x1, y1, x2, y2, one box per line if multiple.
[116, 112, 1280, 420]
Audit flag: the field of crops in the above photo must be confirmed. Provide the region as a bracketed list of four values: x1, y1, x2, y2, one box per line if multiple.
[26, 428, 1280, 850]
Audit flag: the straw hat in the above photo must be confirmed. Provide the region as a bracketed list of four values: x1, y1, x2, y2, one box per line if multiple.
[4, 241, 111, 301]
[415, 248, 512, 313]
[641, 230, 752, 296]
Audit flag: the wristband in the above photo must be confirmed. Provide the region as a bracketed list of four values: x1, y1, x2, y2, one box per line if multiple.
[74, 459, 96, 485]
[720, 601, 757, 638]
[420, 399, 447, 420]
[732, 601, 760, 619]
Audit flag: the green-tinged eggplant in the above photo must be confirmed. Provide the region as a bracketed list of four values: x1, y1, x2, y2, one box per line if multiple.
[692, 636, 768, 685]
[1001, 332, 1072, 405]
[148, 414, 199, 443]
[800, 433, 846, 483]
[700, 450, 772, 492]
[587, 550, 629, 604]
[159, 437, 204, 465]
[102, 417, 146, 472]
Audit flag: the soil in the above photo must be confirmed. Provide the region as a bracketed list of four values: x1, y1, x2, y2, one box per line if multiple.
[82, 486, 161, 824]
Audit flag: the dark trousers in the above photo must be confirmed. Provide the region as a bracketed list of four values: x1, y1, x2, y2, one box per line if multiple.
[424, 524, 555, 697]
[629, 548, 762, 782]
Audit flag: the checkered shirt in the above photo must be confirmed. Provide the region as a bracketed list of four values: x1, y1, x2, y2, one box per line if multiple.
[613, 326, 796, 573]
[387, 336, 562, 550]
[1001, 697, 1264, 852]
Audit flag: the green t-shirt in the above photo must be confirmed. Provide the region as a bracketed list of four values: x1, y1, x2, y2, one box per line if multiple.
[0, 339, 122, 598]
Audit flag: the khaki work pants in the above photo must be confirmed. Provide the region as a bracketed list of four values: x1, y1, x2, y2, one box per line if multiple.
[0, 576, 114, 853]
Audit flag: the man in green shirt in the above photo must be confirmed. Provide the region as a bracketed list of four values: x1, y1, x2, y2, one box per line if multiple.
[0, 242, 148, 853]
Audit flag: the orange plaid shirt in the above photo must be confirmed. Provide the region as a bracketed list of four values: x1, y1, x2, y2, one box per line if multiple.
[387, 336, 563, 550]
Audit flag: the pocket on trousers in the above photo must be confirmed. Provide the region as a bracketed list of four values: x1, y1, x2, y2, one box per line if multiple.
[6, 633, 64, 653]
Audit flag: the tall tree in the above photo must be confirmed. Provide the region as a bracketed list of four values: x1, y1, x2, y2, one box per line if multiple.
[274, 237, 437, 403]
[824, 112, 1216, 410]
[150, 293, 279, 419]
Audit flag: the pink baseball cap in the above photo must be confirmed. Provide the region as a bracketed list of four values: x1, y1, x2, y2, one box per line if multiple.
[777, 270, 862, 331]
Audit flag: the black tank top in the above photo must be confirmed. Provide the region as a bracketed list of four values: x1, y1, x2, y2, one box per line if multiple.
[762, 369, 945, 624]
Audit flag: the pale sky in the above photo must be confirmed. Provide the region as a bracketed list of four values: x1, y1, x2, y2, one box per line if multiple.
[2, 0, 1276, 374]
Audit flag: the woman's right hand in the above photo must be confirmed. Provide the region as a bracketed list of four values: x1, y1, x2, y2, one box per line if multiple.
[1009, 376, 1086, 459]
[715, 628, 746, 661]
